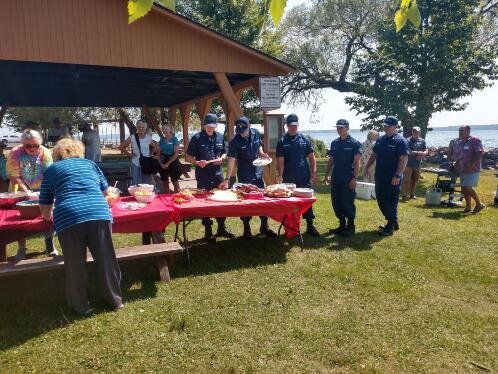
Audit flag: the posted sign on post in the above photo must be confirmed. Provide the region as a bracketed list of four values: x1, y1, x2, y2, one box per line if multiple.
[259, 77, 281, 110]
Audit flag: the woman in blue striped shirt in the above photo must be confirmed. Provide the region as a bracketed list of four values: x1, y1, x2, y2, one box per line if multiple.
[39, 138, 122, 316]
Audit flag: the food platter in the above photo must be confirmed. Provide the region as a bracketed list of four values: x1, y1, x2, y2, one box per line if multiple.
[264, 184, 293, 198]
[117, 201, 147, 211]
[252, 157, 272, 167]
[206, 190, 240, 202]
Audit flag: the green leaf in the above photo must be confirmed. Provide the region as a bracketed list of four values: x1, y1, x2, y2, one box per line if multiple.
[395, 9, 408, 32]
[128, 0, 153, 24]
[156, 0, 176, 11]
[268, 0, 286, 28]
[406, 0, 421, 28]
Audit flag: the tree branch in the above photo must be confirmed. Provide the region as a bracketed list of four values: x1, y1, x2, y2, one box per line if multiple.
[0, 106, 8, 128]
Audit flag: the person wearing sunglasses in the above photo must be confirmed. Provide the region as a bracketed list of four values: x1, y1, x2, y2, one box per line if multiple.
[6, 129, 58, 260]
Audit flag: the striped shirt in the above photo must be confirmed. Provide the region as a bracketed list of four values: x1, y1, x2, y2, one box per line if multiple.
[39, 158, 111, 233]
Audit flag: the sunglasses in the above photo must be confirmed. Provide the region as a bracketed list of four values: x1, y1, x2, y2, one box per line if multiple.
[24, 144, 40, 150]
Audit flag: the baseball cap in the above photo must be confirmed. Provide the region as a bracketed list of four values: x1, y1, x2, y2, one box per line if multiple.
[336, 119, 349, 127]
[235, 117, 250, 134]
[286, 113, 299, 126]
[383, 116, 398, 127]
[203, 113, 218, 127]
[412, 126, 421, 132]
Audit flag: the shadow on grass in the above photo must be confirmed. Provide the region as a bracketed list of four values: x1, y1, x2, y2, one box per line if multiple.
[0, 260, 158, 351]
[322, 230, 385, 251]
[414, 204, 467, 220]
[171, 235, 290, 279]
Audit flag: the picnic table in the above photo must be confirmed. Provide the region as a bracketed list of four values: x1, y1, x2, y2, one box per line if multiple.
[0, 194, 317, 264]
[0, 196, 176, 262]
[158, 195, 317, 263]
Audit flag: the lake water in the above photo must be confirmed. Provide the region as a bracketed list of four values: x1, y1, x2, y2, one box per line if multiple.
[301, 128, 498, 148]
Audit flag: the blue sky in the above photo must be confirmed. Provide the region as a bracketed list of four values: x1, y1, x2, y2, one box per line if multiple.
[282, 0, 498, 130]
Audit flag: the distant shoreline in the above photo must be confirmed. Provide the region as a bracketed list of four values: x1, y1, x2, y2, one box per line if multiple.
[303, 124, 498, 132]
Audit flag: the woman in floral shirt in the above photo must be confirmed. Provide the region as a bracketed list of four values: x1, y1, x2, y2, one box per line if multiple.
[360, 130, 379, 183]
[6, 129, 58, 260]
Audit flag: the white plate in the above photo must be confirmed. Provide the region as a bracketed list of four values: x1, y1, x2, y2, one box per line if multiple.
[252, 157, 272, 166]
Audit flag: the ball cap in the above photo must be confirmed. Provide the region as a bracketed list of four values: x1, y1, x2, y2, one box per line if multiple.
[412, 126, 421, 132]
[286, 113, 299, 126]
[203, 113, 218, 127]
[383, 116, 399, 127]
[336, 119, 349, 127]
[235, 117, 250, 134]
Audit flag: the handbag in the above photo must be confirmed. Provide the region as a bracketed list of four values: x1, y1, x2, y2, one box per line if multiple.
[135, 134, 158, 174]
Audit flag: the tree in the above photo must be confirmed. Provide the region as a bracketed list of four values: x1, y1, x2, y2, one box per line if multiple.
[346, 0, 498, 136]
[282, 0, 498, 136]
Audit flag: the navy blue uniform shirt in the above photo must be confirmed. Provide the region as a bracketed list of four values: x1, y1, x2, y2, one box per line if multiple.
[227, 128, 263, 183]
[186, 130, 226, 190]
[276, 133, 314, 185]
[328, 135, 362, 183]
[373, 133, 409, 182]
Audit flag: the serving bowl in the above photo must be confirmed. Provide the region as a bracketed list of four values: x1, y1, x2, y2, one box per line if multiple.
[16, 200, 41, 219]
[292, 188, 314, 198]
[134, 190, 156, 203]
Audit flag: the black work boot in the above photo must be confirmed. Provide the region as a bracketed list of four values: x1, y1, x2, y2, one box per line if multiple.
[306, 219, 320, 237]
[243, 221, 253, 240]
[259, 217, 277, 238]
[378, 220, 399, 231]
[204, 225, 216, 243]
[340, 219, 355, 237]
[379, 221, 395, 236]
[329, 218, 346, 235]
[216, 225, 235, 238]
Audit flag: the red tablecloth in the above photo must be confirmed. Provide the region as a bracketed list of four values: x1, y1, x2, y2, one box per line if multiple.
[159, 195, 316, 238]
[0, 196, 175, 246]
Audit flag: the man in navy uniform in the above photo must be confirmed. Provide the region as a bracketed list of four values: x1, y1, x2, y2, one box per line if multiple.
[185, 113, 235, 243]
[323, 119, 362, 237]
[220, 117, 277, 240]
[276, 113, 320, 237]
[365, 116, 409, 236]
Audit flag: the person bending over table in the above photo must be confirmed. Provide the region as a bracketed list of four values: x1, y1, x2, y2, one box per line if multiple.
[276, 113, 320, 237]
[220, 117, 277, 240]
[185, 113, 235, 243]
[6, 129, 58, 260]
[39, 138, 122, 316]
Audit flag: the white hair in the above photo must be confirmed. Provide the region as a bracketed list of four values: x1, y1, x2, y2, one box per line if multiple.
[136, 120, 152, 135]
[21, 129, 43, 145]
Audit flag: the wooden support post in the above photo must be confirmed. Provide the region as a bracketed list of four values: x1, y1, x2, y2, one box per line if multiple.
[118, 108, 136, 134]
[180, 104, 192, 149]
[119, 118, 125, 144]
[195, 98, 213, 123]
[214, 72, 243, 118]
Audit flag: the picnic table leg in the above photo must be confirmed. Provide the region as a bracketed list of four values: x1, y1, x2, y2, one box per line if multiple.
[0, 243, 6, 263]
[142, 232, 152, 245]
[156, 255, 171, 281]
[183, 220, 191, 264]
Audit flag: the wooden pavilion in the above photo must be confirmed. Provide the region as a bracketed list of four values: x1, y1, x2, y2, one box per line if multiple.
[0, 0, 294, 158]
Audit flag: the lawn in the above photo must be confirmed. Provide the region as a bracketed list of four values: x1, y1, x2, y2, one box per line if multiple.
[1, 161, 497, 373]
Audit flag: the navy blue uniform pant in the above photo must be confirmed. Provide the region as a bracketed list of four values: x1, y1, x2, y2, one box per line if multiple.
[331, 182, 356, 220]
[375, 181, 401, 222]
[283, 177, 314, 221]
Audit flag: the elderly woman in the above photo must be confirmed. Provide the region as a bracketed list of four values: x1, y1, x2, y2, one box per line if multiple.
[360, 130, 379, 183]
[157, 123, 181, 193]
[118, 120, 157, 186]
[6, 129, 58, 260]
[39, 138, 122, 316]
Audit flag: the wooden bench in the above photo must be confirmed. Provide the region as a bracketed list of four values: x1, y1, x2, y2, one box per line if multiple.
[0, 242, 183, 281]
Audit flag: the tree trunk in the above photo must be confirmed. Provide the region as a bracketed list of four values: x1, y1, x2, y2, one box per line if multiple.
[0, 106, 7, 127]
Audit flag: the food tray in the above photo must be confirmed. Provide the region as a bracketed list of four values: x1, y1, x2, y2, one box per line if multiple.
[16, 200, 41, 219]
[252, 157, 272, 166]
[242, 191, 264, 199]
[292, 188, 314, 198]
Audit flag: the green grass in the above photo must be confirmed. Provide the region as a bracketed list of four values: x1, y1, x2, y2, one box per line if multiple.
[1, 161, 497, 373]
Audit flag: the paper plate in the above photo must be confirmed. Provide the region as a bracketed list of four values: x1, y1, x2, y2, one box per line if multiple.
[252, 157, 272, 166]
